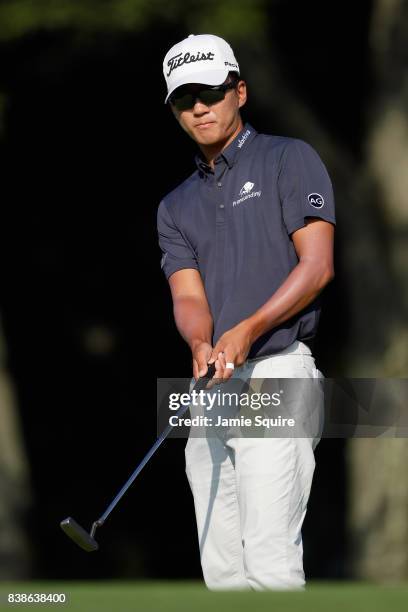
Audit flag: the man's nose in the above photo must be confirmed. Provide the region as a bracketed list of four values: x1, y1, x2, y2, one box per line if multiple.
[192, 98, 210, 113]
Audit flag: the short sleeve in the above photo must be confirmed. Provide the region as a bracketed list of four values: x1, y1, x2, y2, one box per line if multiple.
[278, 139, 336, 235]
[157, 199, 199, 280]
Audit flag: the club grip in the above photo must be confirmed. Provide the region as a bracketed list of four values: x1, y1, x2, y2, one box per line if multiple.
[192, 362, 216, 392]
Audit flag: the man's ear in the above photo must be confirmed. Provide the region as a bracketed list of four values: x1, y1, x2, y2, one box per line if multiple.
[237, 80, 247, 109]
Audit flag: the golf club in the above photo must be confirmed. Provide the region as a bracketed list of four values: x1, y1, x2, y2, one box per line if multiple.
[60, 363, 217, 551]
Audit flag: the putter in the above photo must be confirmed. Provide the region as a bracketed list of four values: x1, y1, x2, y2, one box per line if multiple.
[60, 363, 217, 552]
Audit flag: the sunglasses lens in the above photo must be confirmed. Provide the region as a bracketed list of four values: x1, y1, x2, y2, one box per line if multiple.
[172, 93, 195, 112]
[199, 89, 226, 106]
[171, 85, 230, 111]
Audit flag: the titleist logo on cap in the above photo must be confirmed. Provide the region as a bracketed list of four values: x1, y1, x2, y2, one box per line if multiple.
[163, 34, 240, 104]
[166, 51, 215, 77]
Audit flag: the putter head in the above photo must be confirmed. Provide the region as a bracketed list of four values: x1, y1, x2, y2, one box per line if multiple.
[60, 517, 99, 552]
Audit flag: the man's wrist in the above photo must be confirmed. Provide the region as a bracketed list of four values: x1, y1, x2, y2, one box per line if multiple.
[242, 313, 268, 344]
[189, 337, 212, 351]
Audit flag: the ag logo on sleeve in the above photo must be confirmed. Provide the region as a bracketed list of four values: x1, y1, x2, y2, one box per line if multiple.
[308, 193, 325, 208]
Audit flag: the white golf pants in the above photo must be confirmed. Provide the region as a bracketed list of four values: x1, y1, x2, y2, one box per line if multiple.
[185, 340, 324, 591]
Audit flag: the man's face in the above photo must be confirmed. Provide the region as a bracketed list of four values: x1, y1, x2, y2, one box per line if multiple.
[170, 78, 247, 147]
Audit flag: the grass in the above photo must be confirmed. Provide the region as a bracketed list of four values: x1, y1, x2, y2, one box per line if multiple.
[0, 580, 408, 611]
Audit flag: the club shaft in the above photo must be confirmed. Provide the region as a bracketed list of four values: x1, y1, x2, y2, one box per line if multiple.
[97, 402, 191, 524]
[96, 365, 215, 526]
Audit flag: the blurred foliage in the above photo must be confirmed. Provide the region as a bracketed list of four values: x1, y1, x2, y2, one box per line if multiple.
[0, 0, 268, 41]
[0, 94, 5, 136]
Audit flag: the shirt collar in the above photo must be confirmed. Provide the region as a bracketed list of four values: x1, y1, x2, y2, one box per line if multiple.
[195, 122, 258, 175]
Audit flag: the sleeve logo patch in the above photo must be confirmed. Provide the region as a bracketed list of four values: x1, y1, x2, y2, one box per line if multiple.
[308, 193, 325, 208]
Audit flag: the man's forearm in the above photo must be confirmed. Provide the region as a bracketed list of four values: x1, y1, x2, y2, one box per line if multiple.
[173, 296, 213, 349]
[245, 261, 334, 344]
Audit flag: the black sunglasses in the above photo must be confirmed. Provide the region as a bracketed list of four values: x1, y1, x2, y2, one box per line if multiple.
[169, 80, 238, 112]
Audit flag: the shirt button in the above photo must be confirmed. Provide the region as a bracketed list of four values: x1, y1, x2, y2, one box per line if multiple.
[219, 204, 225, 209]
[217, 182, 222, 187]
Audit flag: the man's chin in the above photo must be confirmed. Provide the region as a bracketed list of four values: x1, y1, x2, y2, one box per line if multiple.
[193, 126, 221, 146]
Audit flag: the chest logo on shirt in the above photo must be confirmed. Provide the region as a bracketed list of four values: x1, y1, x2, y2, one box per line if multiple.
[308, 193, 325, 208]
[233, 181, 262, 207]
[239, 182, 254, 196]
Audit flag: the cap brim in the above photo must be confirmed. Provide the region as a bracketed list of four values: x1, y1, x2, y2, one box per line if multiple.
[164, 68, 231, 104]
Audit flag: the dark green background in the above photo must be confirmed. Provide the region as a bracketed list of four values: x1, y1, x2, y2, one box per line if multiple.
[0, 0, 375, 580]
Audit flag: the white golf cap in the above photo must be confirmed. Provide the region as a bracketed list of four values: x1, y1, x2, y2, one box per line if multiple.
[163, 34, 240, 103]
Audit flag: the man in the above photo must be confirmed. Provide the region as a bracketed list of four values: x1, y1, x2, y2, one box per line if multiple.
[157, 34, 335, 590]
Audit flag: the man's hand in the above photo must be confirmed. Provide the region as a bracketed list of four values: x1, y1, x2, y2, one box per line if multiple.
[207, 320, 253, 383]
[192, 341, 213, 380]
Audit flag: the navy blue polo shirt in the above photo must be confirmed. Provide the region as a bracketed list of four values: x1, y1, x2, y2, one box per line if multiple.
[157, 122, 336, 359]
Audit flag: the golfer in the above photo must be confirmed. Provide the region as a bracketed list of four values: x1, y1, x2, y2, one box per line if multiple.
[157, 34, 335, 590]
